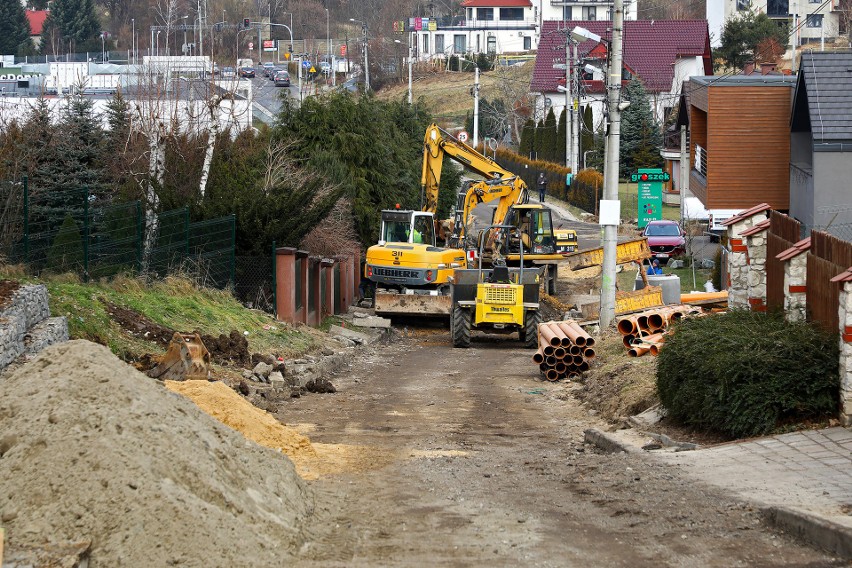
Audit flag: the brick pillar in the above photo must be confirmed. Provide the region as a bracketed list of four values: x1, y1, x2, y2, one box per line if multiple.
[322, 258, 334, 319]
[296, 250, 309, 325]
[341, 253, 354, 310]
[274, 247, 297, 323]
[783, 253, 808, 322]
[727, 216, 764, 309]
[354, 250, 362, 303]
[308, 256, 323, 327]
[839, 282, 852, 425]
[745, 231, 768, 312]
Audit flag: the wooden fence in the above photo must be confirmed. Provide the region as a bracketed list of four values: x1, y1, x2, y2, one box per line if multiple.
[766, 211, 801, 311]
[807, 231, 852, 332]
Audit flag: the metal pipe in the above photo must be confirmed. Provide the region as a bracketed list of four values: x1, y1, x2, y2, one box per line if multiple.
[553, 347, 566, 360]
[532, 351, 544, 364]
[583, 347, 596, 360]
[539, 323, 561, 347]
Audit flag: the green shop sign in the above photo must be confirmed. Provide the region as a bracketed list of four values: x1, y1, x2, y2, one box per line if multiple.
[635, 168, 664, 228]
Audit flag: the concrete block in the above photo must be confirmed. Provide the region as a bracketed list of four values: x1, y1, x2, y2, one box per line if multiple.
[351, 315, 391, 329]
[328, 324, 373, 345]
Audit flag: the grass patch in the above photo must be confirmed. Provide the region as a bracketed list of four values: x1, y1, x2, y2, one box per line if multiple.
[618, 264, 713, 296]
[0, 269, 323, 362]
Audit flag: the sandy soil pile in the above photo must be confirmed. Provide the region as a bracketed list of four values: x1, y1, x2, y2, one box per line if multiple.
[0, 340, 312, 567]
[165, 380, 317, 459]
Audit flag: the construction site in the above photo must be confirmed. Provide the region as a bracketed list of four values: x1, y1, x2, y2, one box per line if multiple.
[2, 208, 851, 567]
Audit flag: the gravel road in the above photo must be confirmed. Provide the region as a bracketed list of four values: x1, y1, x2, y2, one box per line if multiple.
[282, 330, 843, 567]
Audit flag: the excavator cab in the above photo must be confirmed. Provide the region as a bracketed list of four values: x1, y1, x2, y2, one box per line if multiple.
[379, 210, 436, 246]
[497, 205, 557, 257]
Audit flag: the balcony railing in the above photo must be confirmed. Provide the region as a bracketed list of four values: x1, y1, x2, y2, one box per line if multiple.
[694, 144, 707, 177]
[405, 18, 537, 31]
[663, 128, 688, 150]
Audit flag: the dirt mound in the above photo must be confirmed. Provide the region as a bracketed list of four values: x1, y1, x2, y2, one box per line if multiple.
[104, 300, 176, 346]
[0, 340, 312, 567]
[165, 380, 317, 459]
[0, 279, 20, 309]
[199, 330, 251, 366]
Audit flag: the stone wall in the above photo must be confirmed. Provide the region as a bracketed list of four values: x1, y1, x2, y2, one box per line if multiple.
[0, 284, 68, 372]
[840, 282, 852, 425]
[783, 253, 808, 321]
[745, 231, 768, 311]
[727, 215, 766, 309]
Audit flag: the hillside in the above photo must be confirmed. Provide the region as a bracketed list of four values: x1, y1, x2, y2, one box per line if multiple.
[374, 61, 535, 130]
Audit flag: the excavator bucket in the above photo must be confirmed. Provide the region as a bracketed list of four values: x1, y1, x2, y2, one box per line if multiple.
[146, 332, 211, 381]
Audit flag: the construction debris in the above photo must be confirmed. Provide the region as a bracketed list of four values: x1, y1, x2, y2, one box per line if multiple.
[615, 305, 704, 357]
[534, 320, 597, 381]
[145, 332, 211, 381]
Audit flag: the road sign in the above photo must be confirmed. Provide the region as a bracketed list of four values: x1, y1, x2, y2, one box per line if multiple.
[552, 63, 568, 69]
[284, 52, 291, 60]
[263, 39, 275, 52]
[248, 42, 254, 49]
[309, 66, 316, 73]
[636, 168, 664, 228]
[458, 131, 469, 142]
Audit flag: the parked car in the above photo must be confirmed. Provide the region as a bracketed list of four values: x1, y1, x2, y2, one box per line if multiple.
[643, 220, 686, 261]
[238, 66, 255, 78]
[221, 66, 236, 78]
[273, 71, 290, 87]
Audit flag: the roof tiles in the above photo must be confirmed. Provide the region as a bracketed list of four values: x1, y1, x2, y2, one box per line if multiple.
[796, 51, 852, 144]
[740, 218, 771, 237]
[776, 237, 812, 261]
[720, 203, 772, 226]
[531, 20, 711, 94]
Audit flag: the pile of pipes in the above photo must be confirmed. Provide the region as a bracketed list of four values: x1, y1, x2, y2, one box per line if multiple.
[534, 320, 596, 381]
[616, 305, 703, 357]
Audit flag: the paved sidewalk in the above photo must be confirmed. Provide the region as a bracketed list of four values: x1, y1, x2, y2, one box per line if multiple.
[599, 426, 852, 556]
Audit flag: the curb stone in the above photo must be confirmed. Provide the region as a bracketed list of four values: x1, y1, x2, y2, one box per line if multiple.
[763, 505, 852, 559]
[583, 428, 634, 454]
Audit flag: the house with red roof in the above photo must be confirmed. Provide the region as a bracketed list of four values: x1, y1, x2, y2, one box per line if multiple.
[530, 20, 711, 138]
[25, 10, 48, 50]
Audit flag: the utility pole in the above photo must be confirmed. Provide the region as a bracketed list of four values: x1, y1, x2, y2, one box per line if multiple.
[565, 34, 572, 172]
[599, 0, 624, 328]
[473, 66, 480, 147]
[572, 39, 581, 173]
[408, 38, 413, 104]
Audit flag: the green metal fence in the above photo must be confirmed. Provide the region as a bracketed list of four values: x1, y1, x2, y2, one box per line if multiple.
[1, 177, 235, 288]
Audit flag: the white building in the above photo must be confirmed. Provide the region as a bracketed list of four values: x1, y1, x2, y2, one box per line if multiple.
[708, 0, 842, 49]
[405, 0, 637, 60]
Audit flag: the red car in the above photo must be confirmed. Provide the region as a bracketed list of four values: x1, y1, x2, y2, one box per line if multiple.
[643, 220, 685, 261]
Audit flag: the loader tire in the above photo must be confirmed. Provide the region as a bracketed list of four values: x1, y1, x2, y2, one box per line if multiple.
[523, 309, 541, 348]
[452, 306, 471, 348]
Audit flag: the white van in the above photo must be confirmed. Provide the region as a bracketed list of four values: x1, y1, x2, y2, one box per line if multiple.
[707, 209, 743, 242]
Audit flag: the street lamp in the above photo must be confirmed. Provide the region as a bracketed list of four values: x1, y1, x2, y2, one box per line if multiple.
[182, 16, 189, 54]
[349, 18, 369, 91]
[131, 18, 135, 65]
[325, 8, 330, 63]
[156, 30, 161, 56]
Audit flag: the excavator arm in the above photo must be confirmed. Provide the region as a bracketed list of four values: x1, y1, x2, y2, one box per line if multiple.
[448, 177, 528, 248]
[421, 123, 516, 213]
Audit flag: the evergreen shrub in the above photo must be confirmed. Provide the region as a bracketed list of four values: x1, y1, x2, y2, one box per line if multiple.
[656, 309, 840, 439]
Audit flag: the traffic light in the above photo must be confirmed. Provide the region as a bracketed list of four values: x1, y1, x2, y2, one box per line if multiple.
[243, 18, 250, 29]
[288, 44, 293, 52]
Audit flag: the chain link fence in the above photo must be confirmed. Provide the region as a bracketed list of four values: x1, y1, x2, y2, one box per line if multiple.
[0, 177, 235, 289]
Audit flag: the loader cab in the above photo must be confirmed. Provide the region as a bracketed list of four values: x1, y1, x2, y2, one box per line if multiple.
[379, 210, 436, 246]
[497, 205, 556, 256]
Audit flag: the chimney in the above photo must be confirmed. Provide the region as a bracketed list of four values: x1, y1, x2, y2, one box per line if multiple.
[761, 62, 777, 75]
[743, 61, 755, 75]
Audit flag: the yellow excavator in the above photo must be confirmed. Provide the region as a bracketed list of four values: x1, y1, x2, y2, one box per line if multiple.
[365, 124, 560, 316]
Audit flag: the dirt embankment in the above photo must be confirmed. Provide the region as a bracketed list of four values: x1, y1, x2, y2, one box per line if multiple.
[0, 340, 312, 567]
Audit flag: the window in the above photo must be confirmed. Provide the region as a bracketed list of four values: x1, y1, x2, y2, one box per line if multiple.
[423, 35, 429, 53]
[435, 34, 445, 54]
[582, 6, 596, 20]
[737, 0, 751, 10]
[524, 36, 531, 50]
[499, 8, 524, 21]
[766, 0, 788, 16]
[562, 6, 573, 19]
[487, 35, 497, 53]
[806, 13, 824, 26]
[453, 34, 466, 53]
[477, 8, 493, 20]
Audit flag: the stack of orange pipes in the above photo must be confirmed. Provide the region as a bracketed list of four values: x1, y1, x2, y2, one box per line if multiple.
[533, 320, 596, 381]
[616, 305, 703, 357]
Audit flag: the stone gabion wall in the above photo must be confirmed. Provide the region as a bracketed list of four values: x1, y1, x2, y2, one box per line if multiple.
[0, 284, 67, 372]
[745, 231, 768, 311]
[783, 254, 808, 321]
[840, 282, 852, 426]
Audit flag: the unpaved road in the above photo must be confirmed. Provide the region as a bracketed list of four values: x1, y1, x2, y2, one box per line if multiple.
[284, 330, 843, 567]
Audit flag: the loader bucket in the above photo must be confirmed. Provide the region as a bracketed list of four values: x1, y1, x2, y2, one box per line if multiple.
[374, 290, 452, 317]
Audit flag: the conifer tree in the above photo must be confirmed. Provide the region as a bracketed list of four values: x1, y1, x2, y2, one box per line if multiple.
[556, 109, 566, 168]
[519, 119, 534, 157]
[620, 77, 662, 177]
[41, 0, 101, 54]
[542, 107, 557, 161]
[0, 0, 33, 56]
